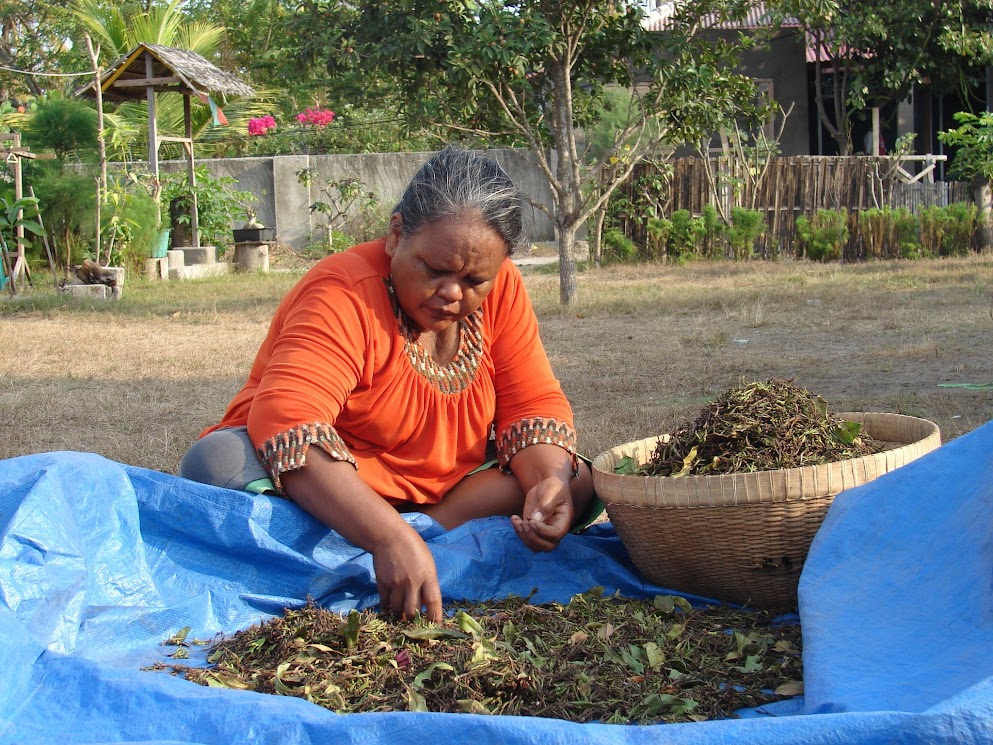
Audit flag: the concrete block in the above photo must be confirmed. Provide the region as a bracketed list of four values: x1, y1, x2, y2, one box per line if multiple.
[168, 263, 230, 281]
[61, 283, 109, 299]
[167, 249, 185, 271]
[233, 243, 269, 273]
[104, 266, 125, 288]
[144, 257, 169, 280]
[175, 246, 217, 265]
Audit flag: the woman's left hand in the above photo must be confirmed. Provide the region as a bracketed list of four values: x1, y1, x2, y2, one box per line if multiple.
[510, 475, 573, 552]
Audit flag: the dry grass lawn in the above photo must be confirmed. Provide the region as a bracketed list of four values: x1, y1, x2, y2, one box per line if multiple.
[2, 254, 991, 475]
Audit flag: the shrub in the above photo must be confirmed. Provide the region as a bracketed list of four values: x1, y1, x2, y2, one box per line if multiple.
[161, 166, 251, 255]
[796, 209, 847, 262]
[726, 208, 765, 260]
[700, 204, 725, 260]
[893, 208, 921, 259]
[644, 216, 671, 261]
[668, 209, 706, 258]
[27, 164, 96, 270]
[858, 208, 920, 259]
[101, 176, 160, 271]
[939, 202, 977, 256]
[602, 228, 638, 264]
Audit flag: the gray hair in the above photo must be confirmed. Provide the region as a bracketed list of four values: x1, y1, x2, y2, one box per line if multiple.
[392, 145, 528, 256]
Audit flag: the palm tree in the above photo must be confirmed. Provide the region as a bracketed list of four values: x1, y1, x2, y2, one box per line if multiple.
[72, 0, 264, 156]
[72, 0, 224, 60]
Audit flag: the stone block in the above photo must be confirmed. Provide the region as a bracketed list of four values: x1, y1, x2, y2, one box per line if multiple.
[176, 246, 217, 265]
[233, 243, 269, 272]
[144, 258, 169, 280]
[104, 266, 125, 288]
[168, 263, 230, 281]
[61, 283, 109, 300]
[167, 249, 186, 271]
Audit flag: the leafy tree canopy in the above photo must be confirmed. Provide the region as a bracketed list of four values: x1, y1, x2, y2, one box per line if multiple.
[288, 0, 764, 302]
[778, 0, 993, 152]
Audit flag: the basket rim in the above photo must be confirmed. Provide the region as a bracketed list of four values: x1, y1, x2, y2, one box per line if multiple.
[591, 411, 941, 509]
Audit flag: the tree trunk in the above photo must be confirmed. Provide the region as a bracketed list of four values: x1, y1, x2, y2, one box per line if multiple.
[591, 206, 606, 268]
[558, 223, 578, 305]
[975, 180, 993, 253]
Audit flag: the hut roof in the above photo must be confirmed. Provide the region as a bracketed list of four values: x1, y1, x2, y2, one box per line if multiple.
[77, 43, 254, 103]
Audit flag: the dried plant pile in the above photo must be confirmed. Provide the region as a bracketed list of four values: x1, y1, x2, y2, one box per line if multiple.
[154, 590, 802, 724]
[632, 379, 883, 477]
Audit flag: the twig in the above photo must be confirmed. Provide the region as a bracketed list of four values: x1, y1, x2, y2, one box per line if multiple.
[0, 231, 18, 296]
[28, 186, 59, 289]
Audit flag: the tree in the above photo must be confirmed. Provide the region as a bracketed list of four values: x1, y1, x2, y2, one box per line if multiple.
[938, 111, 993, 251]
[780, 0, 993, 155]
[297, 0, 762, 304]
[0, 1, 87, 101]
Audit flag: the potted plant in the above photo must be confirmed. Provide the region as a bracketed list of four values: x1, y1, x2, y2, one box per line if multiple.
[232, 191, 275, 243]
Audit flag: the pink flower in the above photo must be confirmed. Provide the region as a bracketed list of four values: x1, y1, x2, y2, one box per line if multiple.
[247, 115, 277, 136]
[295, 107, 336, 128]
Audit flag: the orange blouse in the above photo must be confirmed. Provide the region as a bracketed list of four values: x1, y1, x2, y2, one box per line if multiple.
[205, 239, 577, 505]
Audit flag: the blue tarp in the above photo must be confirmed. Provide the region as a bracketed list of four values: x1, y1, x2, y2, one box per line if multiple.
[1, 419, 992, 744]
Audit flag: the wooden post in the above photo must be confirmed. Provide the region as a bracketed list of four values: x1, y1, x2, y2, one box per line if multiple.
[146, 52, 158, 182]
[85, 34, 108, 265]
[184, 93, 200, 248]
[871, 107, 880, 156]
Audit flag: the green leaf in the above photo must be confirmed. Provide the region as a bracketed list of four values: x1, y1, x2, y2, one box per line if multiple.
[613, 455, 638, 475]
[344, 609, 361, 649]
[834, 420, 863, 445]
[412, 662, 454, 690]
[406, 686, 428, 712]
[163, 626, 191, 646]
[457, 611, 485, 637]
[644, 641, 666, 669]
[402, 627, 469, 641]
[621, 644, 646, 674]
[458, 698, 492, 715]
[733, 654, 765, 673]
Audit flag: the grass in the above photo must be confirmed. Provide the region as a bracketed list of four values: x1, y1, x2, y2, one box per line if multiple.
[2, 254, 992, 475]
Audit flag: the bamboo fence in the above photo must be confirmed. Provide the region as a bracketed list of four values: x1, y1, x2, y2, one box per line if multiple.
[614, 156, 972, 259]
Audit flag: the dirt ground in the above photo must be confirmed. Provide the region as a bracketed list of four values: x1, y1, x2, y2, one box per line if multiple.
[0, 254, 991, 473]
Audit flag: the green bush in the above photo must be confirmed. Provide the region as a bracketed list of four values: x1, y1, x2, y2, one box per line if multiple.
[23, 95, 97, 162]
[162, 166, 251, 255]
[644, 216, 671, 261]
[602, 228, 638, 264]
[27, 164, 96, 270]
[858, 207, 920, 259]
[668, 209, 706, 258]
[101, 176, 160, 271]
[893, 208, 921, 259]
[919, 203, 977, 258]
[796, 209, 847, 262]
[700, 205, 725, 259]
[726, 208, 765, 260]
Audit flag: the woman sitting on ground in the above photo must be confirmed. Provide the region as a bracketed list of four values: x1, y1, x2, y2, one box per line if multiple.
[180, 145, 598, 622]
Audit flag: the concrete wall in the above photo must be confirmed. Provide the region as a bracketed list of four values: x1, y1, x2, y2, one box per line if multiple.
[163, 148, 555, 249]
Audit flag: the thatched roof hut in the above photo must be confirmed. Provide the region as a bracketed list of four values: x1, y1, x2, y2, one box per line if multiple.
[77, 43, 254, 102]
[77, 44, 254, 249]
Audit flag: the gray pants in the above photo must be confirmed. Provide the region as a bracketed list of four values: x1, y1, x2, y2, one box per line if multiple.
[179, 426, 272, 492]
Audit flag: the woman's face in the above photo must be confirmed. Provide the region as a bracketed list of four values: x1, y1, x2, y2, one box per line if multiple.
[385, 212, 508, 333]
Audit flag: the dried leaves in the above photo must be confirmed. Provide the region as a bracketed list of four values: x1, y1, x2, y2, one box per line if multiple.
[631, 379, 883, 477]
[153, 590, 802, 724]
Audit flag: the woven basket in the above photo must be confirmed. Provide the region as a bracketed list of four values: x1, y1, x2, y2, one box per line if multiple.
[592, 412, 941, 609]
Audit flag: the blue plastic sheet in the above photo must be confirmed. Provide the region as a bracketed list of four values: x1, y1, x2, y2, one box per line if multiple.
[2, 419, 992, 744]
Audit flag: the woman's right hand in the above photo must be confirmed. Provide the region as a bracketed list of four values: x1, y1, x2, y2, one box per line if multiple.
[280, 446, 443, 622]
[371, 527, 442, 622]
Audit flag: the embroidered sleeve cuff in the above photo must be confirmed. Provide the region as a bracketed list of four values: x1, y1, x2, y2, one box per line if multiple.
[257, 422, 357, 495]
[496, 417, 578, 474]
